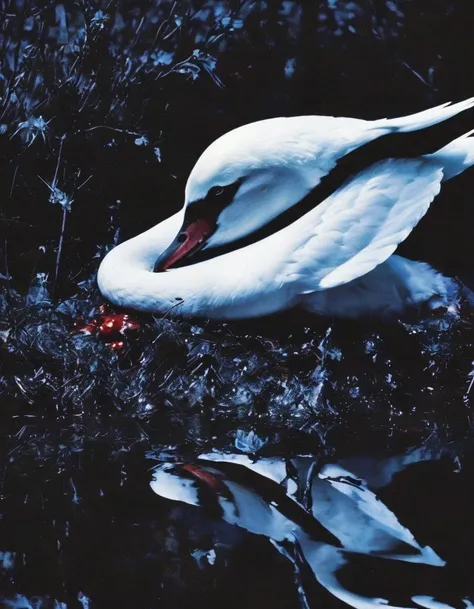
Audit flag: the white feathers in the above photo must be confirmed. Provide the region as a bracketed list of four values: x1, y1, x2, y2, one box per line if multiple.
[315, 463, 445, 566]
[149, 464, 200, 506]
[281, 158, 444, 292]
[98, 98, 474, 320]
[150, 448, 463, 609]
[428, 128, 474, 180]
[300, 255, 456, 319]
[373, 97, 474, 133]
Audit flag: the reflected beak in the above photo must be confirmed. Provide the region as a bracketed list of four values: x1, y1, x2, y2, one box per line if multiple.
[154, 217, 214, 272]
[181, 464, 223, 490]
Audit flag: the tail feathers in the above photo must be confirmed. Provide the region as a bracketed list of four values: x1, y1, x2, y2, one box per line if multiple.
[373, 98, 474, 135]
[428, 129, 474, 181]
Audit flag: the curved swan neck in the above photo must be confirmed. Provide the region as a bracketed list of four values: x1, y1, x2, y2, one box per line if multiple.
[97, 210, 292, 319]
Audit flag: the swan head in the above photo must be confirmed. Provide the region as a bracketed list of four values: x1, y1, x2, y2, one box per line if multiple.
[154, 117, 323, 271]
[150, 462, 233, 509]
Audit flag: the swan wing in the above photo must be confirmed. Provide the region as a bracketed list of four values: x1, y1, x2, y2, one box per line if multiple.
[280, 158, 444, 292]
[298, 540, 458, 609]
[316, 463, 445, 566]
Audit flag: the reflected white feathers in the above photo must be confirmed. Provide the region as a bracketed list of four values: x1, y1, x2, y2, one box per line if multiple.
[149, 463, 200, 506]
[315, 462, 444, 566]
[98, 98, 474, 320]
[150, 446, 472, 609]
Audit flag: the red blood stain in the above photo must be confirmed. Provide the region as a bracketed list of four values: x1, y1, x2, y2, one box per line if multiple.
[108, 340, 125, 351]
[73, 305, 140, 350]
[99, 313, 140, 335]
[77, 321, 98, 335]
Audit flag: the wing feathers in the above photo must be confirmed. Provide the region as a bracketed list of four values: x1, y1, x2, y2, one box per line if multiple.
[280, 158, 444, 293]
[373, 97, 474, 133]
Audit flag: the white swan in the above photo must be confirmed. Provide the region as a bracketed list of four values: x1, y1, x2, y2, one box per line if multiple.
[98, 98, 474, 320]
[150, 447, 469, 609]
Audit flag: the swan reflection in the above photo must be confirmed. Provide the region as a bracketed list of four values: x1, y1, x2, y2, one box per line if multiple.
[151, 444, 473, 609]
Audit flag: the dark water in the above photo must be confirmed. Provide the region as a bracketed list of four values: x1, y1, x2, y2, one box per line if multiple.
[2, 1, 474, 607]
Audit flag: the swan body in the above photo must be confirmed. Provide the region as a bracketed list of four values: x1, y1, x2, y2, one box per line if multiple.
[150, 446, 470, 609]
[98, 98, 474, 320]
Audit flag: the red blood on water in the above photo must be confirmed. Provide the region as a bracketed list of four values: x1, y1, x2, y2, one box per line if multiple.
[77, 322, 98, 335]
[73, 305, 140, 347]
[98, 316, 118, 335]
[107, 340, 125, 351]
[99, 313, 140, 335]
[121, 315, 140, 331]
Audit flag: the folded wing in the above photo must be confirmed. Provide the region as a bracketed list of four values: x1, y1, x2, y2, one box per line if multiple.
[280, 158, 444, 292]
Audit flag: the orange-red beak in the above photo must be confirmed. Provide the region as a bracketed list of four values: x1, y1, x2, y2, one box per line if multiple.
[181, 464, 223, 490]
[154, 217, 214, 272]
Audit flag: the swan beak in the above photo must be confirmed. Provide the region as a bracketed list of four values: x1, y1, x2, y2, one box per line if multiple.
[181, 464, 223, 490]
[154, 217, 214, 271]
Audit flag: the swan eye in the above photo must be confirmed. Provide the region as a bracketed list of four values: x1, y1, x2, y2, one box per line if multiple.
[202, 180, 243, 203]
